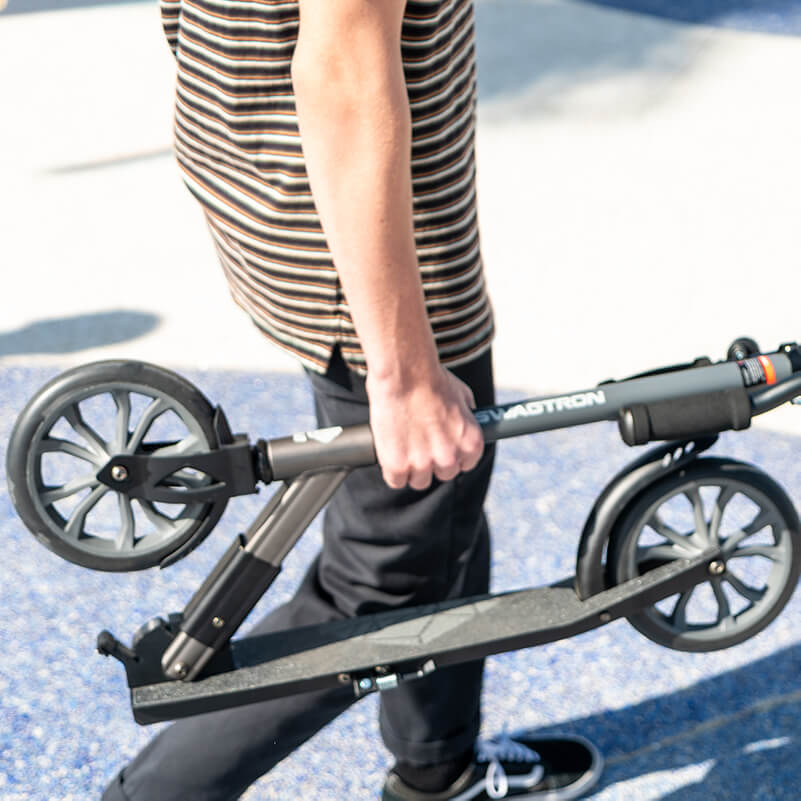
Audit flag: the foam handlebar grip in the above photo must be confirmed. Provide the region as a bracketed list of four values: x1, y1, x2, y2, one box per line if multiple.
[618, 388, 752, 446]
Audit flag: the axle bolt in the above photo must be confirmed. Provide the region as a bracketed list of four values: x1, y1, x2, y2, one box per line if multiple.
[212, 617, 224, 628]
[358, 678, 373, 691]
[337, 673, 351, 684]
[172, 662, 188, 678]
[110, 465, 129, 482]
[708, 560, 726, 576]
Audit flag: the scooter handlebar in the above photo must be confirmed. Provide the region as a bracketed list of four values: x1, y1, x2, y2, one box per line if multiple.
[266, 423, 377, 480]
[750, 373, 801, 414]
[265, 344, 801, 481]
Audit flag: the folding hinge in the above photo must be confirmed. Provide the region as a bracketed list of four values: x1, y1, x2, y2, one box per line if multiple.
[95, 435, 259, 504]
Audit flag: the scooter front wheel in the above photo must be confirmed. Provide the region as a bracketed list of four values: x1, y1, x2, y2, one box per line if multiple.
[6, 361, 227, 571]
[607, 458, 801, 652]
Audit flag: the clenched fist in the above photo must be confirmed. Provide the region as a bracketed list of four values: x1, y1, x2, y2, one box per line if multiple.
[366, 364, 484, 491]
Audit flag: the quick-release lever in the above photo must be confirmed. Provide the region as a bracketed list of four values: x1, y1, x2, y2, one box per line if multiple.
[351, 660, 438, 698]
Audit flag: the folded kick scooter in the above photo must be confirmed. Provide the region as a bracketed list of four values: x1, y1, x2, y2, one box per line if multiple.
[6, 338, 801, 724]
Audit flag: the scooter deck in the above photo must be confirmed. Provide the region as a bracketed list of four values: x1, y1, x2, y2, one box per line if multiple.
[131, 550, 717, 724]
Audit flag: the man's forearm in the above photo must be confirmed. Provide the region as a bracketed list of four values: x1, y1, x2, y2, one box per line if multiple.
[290, 1, 483, 490]
[291, 29, 440, 386]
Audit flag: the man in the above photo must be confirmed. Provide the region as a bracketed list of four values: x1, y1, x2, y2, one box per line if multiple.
[102, 0, 602, 798]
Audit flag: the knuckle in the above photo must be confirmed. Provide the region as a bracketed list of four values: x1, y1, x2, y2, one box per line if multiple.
[435, 465, 459, 482]
[437, 444, 459, 467]
[409, 472, 432, 491]
[382, 471, 405, 490]
[380, 456, 407, 489]
[468, 427, 484, 453]
[461, 443, 482, 472]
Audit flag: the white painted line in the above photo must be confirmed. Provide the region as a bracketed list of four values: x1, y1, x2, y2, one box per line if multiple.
[605, 686, 801, 766]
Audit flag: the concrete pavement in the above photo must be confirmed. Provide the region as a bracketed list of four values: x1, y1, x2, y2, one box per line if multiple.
[1, 0, 800, 430]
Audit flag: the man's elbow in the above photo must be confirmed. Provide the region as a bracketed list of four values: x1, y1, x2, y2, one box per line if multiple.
[291, 42, 404, 118]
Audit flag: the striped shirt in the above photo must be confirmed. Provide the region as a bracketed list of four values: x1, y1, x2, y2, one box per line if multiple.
[160, 0, 494, 374]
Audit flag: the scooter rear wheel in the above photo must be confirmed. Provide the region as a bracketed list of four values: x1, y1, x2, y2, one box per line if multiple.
[6, 361, 227, 572]
[607, 458, 801, 652]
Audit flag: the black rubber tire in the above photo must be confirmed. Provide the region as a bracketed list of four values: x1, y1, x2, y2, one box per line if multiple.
[6, 360, 227, 571]
[607, 458, 801, 652]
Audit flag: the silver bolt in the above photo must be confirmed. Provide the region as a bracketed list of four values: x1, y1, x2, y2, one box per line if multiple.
[358, 678, 373, 691]
[337, 673, 351, 684]
[599, 612, 612, 624]
[110, 465, 129, 482]
[708, 560, 726, 576]
[172, 662, 188, 678]
[212, 617, 224, 628]
[375, 665, 390, 676]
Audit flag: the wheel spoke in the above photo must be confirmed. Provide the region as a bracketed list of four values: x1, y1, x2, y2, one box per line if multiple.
[708, 485, 735, 542]
[64, 404, 109, 458]
[127, 398, 170, 452]
[721, 510, 773, 555]
[112, 390, 132, 453]
[164, 469, 209, 490]
[724, 572, 766, 605]
[710, 578, 735, 630]
[637, 543, 682, 569]
[683, 487, 709, 543]
[41, 474, 99, 505]
[728, 544, 782, 562]
[648, 514, 692, 550]
[36, 437, 99, 465]
[117, 495, 136, 551]
[64, 485, 108, 540]
[670, 588, 694, 629]
[136, 499, 175, 534]
[150, 433, 203, 458]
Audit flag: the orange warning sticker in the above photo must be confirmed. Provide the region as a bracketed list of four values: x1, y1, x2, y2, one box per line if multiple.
[758, 355, 777, 385]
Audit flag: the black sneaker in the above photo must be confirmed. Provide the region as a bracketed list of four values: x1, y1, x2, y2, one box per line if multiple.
[382, 732, 603, 801]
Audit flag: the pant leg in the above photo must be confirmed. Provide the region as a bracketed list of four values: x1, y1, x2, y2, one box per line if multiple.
[103, 349, 495, 800]
[307, 349, 496, 766]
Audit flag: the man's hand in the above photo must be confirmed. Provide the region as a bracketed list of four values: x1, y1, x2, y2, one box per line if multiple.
[367, 366, 484, 491]
[293, 0, 483, 489]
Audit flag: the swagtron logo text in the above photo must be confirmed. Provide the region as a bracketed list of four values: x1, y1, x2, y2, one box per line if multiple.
[475, 390, 607, 424]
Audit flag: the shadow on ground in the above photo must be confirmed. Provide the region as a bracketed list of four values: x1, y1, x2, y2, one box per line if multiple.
[580, 0, 801, 35]
[473, 0, 801, 117]
[473, 0, 714, 120]
[8, 0, 799, 127]
[531, 641, 801, 799]
[0, 311, 160, 357]
[2, 0, 151, 15]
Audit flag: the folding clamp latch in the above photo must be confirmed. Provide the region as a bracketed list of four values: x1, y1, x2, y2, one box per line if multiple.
[350, 659, 437, 698]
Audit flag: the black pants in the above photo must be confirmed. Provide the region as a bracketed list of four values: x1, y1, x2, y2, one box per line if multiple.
[103, 349, 496, 801]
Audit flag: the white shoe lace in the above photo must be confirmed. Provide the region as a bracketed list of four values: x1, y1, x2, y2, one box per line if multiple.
[474, 730, 544, 799]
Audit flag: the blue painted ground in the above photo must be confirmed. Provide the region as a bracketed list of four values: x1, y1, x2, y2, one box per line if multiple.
[2, 364, 801, 800]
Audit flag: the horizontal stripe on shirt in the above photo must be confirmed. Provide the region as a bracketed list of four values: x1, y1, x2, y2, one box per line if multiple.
[160, 0, 493, 374]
